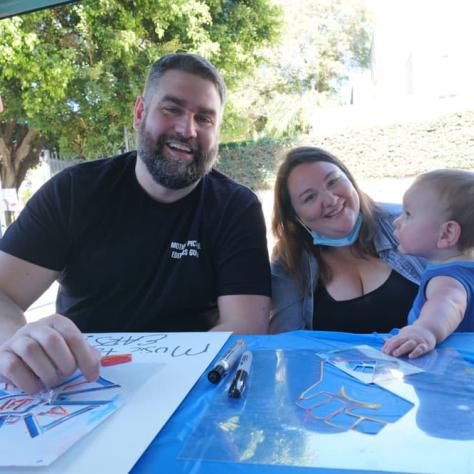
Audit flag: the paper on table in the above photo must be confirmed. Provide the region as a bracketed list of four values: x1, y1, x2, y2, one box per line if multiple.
[0, 331, 231, 474]
[1, 369, 125, 466]
[317, 344, 424, 384]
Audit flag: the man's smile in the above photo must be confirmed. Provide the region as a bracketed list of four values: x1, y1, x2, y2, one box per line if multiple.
[166, 140, 193, 154]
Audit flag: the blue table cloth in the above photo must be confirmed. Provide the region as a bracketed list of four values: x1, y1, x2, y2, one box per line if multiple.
[132, 331, 474, 474]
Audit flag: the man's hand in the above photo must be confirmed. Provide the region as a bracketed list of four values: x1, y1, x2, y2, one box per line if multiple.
[0, 314, 99, 394]
[382, 325, 437, 359]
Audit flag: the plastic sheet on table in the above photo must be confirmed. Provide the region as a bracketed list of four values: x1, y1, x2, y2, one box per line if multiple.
[402, 347, 474, 440]
[179, 349, 413, 467]
[316, 345, 424, 384]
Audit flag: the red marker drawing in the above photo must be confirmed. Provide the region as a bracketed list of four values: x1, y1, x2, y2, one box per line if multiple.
[100, 354, 133, 367]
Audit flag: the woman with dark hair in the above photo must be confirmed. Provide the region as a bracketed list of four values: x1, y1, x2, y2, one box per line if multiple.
[270, 146, 426, 333]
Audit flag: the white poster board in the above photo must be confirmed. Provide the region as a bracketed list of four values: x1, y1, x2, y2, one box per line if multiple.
[0, 331, 230, 473]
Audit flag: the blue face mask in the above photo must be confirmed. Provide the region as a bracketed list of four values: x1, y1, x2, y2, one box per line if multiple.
[300, 213, 363, 247]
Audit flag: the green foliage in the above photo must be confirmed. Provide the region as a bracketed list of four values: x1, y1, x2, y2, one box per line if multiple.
[217, 109, 474, 191]
[0, 0, 281, 160]
[217, 136, 294, 190]
[1, 0, 375, 193]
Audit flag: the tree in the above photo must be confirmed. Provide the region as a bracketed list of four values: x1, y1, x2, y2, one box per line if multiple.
[0, 0, 281, 191]
[223, 0, 373, 140]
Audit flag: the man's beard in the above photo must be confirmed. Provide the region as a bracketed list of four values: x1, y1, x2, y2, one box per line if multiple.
[136, 122, 218, 190]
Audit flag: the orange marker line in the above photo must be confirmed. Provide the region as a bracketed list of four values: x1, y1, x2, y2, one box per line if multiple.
[100, 354, 133, 367]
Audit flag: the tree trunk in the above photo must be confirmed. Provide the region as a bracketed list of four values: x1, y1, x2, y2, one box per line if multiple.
[0, 120, 44, 228]
[0, 119, 44, 190]
[4, 210, 14, 227]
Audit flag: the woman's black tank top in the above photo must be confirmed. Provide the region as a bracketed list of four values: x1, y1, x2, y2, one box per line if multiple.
[313, 270, 418, 333]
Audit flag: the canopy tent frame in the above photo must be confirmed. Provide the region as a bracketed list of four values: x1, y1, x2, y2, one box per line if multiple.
[0, 0, 80, 20]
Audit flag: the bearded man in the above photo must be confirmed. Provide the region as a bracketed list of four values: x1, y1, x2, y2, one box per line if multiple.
[0, 53, 271, 394]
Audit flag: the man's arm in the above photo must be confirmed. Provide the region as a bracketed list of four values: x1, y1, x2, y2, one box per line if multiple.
[211, 294, 270, 334]
[0, 251, 58, 339]
[383, 275, 467, 358]
[0, 290, 27, 340]
[0, 251, 99, 393]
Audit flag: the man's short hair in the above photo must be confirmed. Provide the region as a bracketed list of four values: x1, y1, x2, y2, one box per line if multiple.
[415, 169, 474, 251]
[143, 52, 226, 108]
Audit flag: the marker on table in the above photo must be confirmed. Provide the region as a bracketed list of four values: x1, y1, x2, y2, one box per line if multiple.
[207, 339, 246, 384]
[228, 350, 252, 399]
[100, 353, 133, 367]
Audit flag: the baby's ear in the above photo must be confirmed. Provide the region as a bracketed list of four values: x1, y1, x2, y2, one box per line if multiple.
[437, 220, 461, 249]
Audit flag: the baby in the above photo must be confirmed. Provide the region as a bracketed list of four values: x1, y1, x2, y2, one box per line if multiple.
[383, 169, 474, 359]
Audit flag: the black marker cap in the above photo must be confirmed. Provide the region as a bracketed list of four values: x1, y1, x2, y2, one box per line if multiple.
[207, 365, 225, 384]
[228, 387, 241, 398]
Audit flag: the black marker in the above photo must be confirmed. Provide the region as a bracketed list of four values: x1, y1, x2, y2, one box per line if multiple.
[228, 350, 252, 398]
[208, 339, 246, 384]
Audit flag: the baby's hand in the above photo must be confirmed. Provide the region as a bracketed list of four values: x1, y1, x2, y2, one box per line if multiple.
[382, 325, 437, 359]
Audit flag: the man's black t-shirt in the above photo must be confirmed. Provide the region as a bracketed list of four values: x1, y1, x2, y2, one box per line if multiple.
[0, 152, 271, 332]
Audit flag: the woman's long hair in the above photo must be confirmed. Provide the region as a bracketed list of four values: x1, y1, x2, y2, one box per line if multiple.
[272, 146, 379, 293]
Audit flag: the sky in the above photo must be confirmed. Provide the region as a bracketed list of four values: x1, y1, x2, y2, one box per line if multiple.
[368, 0, 474, 101]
